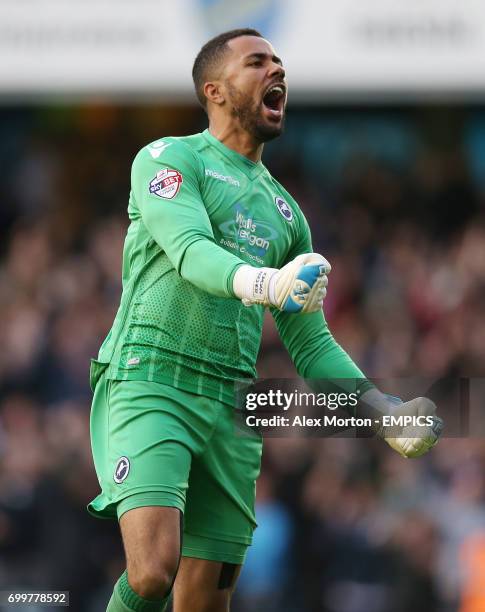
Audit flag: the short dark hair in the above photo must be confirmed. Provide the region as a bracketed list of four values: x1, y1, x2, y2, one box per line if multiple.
[192, 28, 263, 110]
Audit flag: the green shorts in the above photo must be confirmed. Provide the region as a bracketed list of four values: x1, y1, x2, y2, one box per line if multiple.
[88, 370, 262, 565]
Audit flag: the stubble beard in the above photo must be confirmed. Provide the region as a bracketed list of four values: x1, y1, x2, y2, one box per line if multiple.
[226, 82, 284, 143]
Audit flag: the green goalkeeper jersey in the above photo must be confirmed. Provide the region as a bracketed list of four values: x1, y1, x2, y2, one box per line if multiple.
[95, 129, 367, 405]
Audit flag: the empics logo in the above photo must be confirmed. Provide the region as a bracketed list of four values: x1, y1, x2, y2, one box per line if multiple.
[149, 168, 183, 200]
[275, 196, 293, 222]
[113, 456, 130, 484]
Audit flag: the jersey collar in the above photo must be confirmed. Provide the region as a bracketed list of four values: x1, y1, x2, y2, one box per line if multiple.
[202, 129, 266, 180]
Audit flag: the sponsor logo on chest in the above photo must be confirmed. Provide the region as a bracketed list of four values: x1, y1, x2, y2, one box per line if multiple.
[218, 207, 281, 265]
[235, 211, 269, 250]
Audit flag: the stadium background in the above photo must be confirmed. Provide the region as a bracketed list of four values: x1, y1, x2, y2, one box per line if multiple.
[2, 2, 485, 611]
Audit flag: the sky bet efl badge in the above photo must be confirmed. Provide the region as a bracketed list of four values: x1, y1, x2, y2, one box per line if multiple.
[149, 168, 183, 199]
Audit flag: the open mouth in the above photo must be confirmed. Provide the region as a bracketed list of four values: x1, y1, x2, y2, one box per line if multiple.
[262, 84, 286, 119]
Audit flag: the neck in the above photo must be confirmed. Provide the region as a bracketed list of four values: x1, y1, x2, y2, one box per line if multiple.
[208, 118, 263, 163]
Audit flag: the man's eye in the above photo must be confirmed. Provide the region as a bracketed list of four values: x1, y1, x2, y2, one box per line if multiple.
[249, 61, 263, 67]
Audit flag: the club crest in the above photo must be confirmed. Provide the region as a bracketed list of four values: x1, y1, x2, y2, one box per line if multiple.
[275, 196, 293, 222]
[113, 456, 130, 484]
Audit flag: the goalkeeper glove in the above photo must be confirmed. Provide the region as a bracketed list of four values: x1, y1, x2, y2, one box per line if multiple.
[233, 253, 331, 313]
[377, 395, 443, 458]
[359, 390, 443, 458]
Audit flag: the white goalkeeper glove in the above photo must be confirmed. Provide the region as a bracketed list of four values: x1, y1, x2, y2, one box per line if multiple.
[233, 253, 331, 313]
[376, 395, 443, 458]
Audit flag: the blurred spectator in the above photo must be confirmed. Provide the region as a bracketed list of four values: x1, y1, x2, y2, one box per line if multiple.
[235, 473, 294, 611]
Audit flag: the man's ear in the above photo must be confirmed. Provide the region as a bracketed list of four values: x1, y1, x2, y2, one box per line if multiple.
[204, 81, 225, 106]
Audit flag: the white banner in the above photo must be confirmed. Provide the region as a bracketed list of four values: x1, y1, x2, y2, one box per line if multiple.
[2, 0, 485, 98]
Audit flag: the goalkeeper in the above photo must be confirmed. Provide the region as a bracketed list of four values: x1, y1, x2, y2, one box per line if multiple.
[88, 28, 442, 612]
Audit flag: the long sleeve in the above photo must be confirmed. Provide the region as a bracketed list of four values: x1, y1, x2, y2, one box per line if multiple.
[273, 308, 372, 387]
[131, 140, 244, 297]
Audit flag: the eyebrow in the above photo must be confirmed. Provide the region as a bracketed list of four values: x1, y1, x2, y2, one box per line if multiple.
[244, 52, 283, 66]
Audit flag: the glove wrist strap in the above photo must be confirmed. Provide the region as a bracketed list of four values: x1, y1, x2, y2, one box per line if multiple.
[267, 273, 277, 306]
[233, 264, 278, 305]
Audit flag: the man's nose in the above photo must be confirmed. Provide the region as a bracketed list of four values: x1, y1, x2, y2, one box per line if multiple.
[268, 63, 285, 80]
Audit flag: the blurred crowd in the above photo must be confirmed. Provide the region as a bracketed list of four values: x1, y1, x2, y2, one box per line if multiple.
[1, 105, 485, 611]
